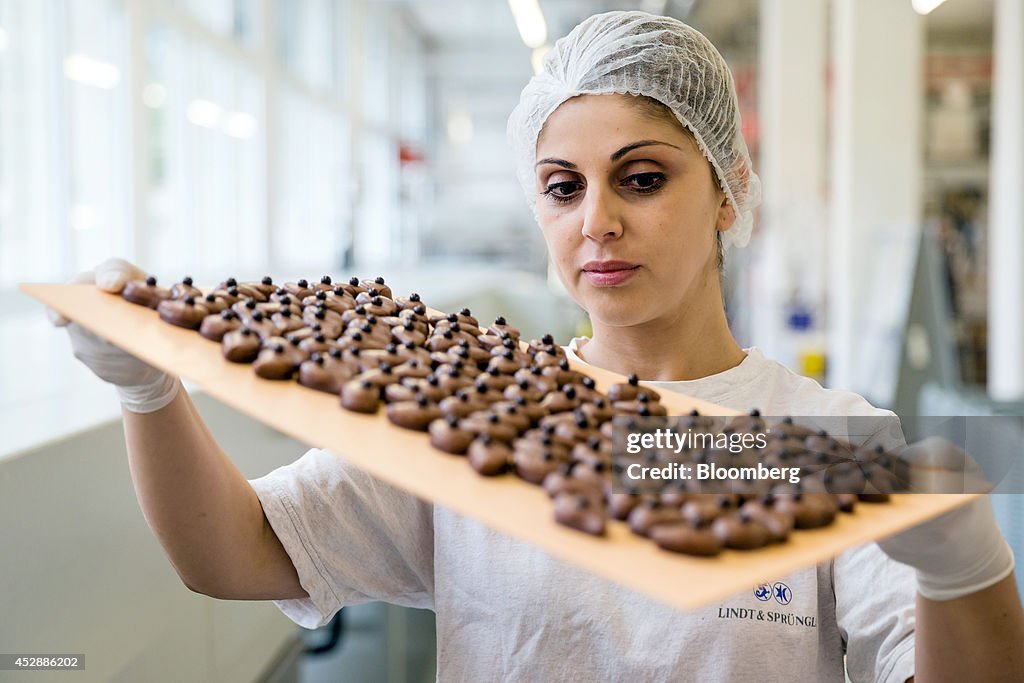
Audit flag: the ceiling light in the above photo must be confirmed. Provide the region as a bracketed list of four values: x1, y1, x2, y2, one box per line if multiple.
[447, 112, 473, 146]
[142, 83, 167, 108]
[63, 54, 120, 89]
[508, 0, 547, 49]
[223, 111, 258, 139]
[185, 99, 223, 129]
[911, 0, 949, 15]
[531, 45, 551, 76]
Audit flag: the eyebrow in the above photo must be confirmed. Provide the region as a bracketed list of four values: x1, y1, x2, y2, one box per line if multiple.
[535, 140, 683, 169]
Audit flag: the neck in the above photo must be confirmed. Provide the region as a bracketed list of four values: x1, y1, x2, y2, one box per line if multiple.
[578, 280, 745, 382]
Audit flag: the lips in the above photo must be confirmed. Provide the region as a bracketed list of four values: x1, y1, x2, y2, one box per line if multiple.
[581, 260, 640, 287]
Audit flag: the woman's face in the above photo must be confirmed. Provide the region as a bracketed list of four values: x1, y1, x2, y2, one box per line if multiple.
[534, 94, 732, 331]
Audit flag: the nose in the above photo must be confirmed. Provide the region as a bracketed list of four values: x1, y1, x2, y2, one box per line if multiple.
[580, 187, 623, 242]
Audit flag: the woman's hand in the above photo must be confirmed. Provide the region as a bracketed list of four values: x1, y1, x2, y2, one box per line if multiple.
[877, 438, 1015, 601]
[52, 258, 180, 414]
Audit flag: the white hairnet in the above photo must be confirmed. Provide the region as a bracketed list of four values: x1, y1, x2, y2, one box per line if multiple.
[507, 11, 761, 249]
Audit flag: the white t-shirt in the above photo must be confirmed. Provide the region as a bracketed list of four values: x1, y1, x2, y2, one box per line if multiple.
[250, 344, 916, 682]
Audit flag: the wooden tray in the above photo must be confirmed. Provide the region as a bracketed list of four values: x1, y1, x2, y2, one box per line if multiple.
[21, 283, 978, 611]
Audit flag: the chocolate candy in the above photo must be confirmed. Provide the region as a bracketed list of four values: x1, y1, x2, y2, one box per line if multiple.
[122, 275, 171, 309]
[651, 520, 723, 556]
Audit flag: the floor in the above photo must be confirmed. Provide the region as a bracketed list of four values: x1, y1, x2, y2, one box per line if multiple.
[299, 603, 437, 683]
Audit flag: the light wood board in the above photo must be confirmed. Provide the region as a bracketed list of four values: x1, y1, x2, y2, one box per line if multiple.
[22, 283, 979, 611]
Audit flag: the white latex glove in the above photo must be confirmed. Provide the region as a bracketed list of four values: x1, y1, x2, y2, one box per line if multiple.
[877, 437, 1015, 601]
[50, 258, 180, 414]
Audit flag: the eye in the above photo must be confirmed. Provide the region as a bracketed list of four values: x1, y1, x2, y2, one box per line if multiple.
[622, 172, 666, 194]
[542, 180, 583, 204]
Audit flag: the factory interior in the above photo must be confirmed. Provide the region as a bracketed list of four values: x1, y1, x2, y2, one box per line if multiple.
[2, 0, 1023, 681]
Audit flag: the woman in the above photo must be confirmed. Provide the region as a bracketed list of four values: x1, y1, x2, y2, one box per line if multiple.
[61, 11, 1022, 681]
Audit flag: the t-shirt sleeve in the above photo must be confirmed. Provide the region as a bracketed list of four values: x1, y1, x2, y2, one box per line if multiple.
[833, 542, 916, 683]
[249, 448, 435, 629]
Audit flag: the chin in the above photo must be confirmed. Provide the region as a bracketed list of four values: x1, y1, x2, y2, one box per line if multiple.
[580, 293, 657, 330]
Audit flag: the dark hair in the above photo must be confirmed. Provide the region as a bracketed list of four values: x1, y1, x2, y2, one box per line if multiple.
[628, 95, 725, 270]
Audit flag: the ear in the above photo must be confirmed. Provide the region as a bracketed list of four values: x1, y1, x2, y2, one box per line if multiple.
[716, 193, 736, 233]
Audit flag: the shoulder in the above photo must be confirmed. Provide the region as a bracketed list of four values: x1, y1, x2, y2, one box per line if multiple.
[737, 348, 893, 419]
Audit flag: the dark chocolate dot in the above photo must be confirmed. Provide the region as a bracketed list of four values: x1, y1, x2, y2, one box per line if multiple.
[228, 287, 239, 296]
[460, 308, 471, 316]
[321, 275, 332, 285]
[316, 290, 327, 300]
[312, 353, 324, 365]
[184, 295, 195, 305]
[329, 348, 342, 359]
[628, 373, 639, 385]
[349, 276, 360, 286]
[205, 293, 215, 302]
[354, 305, 366, 314]
[445, 414, 459, 427]
[442, 330, 453, 339]
[410, 292, 421, 302]
[240, 328, 252, 336]
[314, 310, 326, 320]
[415, 394, 428, 407]
[487, 414, 499, 424]
[582, 376, 595, 389]
[375, 276, 385, 285]
[350, 331, 363, 342]
[542, 334, 554, 345]
[182, 276, 193, 286]
[245, 298, 256, 309]
[562, 386, 577, 399]
[413, 304, 426, 315]
[220, 309, 234, 319]
[226, 277, 237, 287]
[273, 343, 284, 353]
[750, 408, 761, 417]
[279, 308, 291, 317]
[145, 275, 157, 286]
[262, 276, 273, 285]
[559, 359, 570, 371]
[367, 288, 380, 298]
[495, 316, 506, 325]
[333, 286, 346, 296]
[297, 279, 308, 288]
[689, 408, 701, 416]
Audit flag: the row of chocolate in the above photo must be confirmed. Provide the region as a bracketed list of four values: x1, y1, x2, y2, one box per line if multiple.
[118, 274, 898, 556]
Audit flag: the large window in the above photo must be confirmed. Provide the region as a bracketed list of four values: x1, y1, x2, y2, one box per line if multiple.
[0, 0, 424, 288]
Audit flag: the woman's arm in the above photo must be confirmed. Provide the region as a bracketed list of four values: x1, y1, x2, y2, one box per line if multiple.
[123, 384, 306, 601]
[914, 573, 1024, 682]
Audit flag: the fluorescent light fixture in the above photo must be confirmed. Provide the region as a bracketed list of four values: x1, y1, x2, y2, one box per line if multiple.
[70, 204, 98, 232]
[508, 0, 547, 49]
[0, 26, 9, 52]
[142, 83, 167, 108]
[531, 44, 551, 76]
[186, 99, 223, 128]
[223, 111, 257, 139]
[447, 111, 473, 146]
[63, 54, 120, 89]
[911, 0, 949, 14]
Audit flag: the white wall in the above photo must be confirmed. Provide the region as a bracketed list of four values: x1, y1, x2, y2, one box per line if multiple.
[0, 393, 305, 683]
